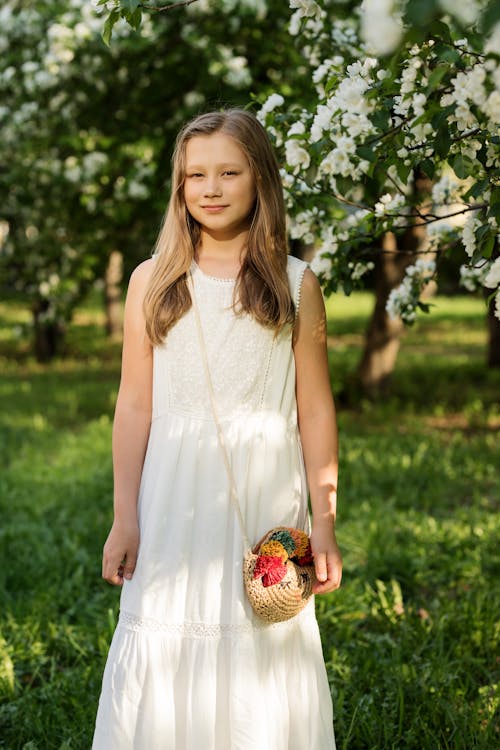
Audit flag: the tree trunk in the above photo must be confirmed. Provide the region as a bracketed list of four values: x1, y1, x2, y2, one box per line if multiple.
[104, 250, 124, 338]
[357, 232, 409, 395]
[486, 291, 500, 367]
[32, 301, 65, 362]
[357, 171, 433, 396]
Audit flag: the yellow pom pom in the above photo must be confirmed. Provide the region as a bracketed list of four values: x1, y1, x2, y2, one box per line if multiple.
[260, 540, 288, 562]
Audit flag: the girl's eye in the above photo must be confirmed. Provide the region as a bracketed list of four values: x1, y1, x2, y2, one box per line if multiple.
[223, 170, 238, 176]
[188, 173, 203, 178]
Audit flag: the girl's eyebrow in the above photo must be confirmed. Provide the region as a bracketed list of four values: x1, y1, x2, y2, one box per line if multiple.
[185, 162, 244, 170]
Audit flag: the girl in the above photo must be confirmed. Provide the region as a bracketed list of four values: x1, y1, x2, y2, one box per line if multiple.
[93, 109, 342, 749]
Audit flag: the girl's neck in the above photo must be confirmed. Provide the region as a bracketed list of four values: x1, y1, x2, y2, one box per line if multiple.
[195, 230, 247, 277]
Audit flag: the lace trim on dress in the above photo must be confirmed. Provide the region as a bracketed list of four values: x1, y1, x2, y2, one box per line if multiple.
[118, 608, 314, 639]
[191, 261, 237, 284]
[294, 261, 309, 318]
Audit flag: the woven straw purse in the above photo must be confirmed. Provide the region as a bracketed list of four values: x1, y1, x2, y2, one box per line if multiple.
[189, 271, 317, 623]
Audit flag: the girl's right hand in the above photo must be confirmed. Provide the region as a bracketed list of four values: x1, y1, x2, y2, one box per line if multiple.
[102, 519, 140, 586]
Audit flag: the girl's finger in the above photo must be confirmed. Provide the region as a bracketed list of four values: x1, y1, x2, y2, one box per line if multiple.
[327, 557, 342, 589]
[314, 552, 328, 584]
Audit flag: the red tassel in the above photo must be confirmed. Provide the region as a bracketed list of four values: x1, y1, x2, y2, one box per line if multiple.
[253, 555, 287, 587]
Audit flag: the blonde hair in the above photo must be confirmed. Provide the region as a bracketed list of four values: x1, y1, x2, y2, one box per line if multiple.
[144, 109, 294, 344]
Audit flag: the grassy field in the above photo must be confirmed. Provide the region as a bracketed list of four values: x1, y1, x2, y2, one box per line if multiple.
[0, 292, 498, 749]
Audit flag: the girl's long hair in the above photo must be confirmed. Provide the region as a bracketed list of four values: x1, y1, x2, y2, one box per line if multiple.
[144, 109, 294, 344]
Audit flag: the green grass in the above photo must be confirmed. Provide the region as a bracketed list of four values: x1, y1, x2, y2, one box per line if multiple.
[0, 292, 499, 749]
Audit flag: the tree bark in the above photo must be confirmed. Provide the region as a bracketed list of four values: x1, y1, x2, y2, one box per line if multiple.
[357, 232, 409, 395]
[357, 171, 433, 396]
[486, 290, 500, 367]
[32, 301, 65, 362]
[104, 250, 124, 338]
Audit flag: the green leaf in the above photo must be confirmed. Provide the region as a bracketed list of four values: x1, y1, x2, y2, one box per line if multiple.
[371, 109, 390, 132]
[357, 145, 376, 163]
[488, 202, 500, 219]
[324, 76, 338, 95]
[451, 155, 473, 179]
[420, 159, 435, 180]
[397, 161, 412, 184]
[405, 0, 438, 26]
[127, 7, 142, 29]
[428, 20, 452, 43]
[476, 223, 490, 242]
[479, 233, 495, 259]
[481, 0, 500, 33]
[427, 64, 449, 91]
[464, 179, 490, 201]
[102, 8, 120, 46]
[434, 43, 461, 64]
[434, 127, 451, 159]
[431, 105, 454, 130]
[120, 0, 140, 11]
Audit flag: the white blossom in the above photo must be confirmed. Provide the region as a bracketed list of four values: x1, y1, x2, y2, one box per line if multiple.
[374, 193, 405, 216]
[285, 139, 311, 173]
[485, 22, 500, 55]
[257, 93, 284, 123]
[287, 120, 306, 137]
[310, 251, 333, 276]
[386, 259, 436, 322]
[459, 263, 489, 292]
[431, 174, 462, 205]
[484, 257, 500, 289]
[360, 0, 404, 56]
[438, 0, 482, 26]
[319, 148, 352, 177]
[461, 214, 481, 257]
[289, 0, 323, 21]
[483, 91, 500, 125]
[348, 260, 375, 280]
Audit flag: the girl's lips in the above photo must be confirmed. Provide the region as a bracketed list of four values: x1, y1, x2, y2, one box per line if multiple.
[201, 205, 228, 213]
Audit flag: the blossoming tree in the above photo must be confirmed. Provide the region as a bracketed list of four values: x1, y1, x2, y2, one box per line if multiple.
[256, 0, 500, 386]
[0, 0, 303, 359]
[104, 0, 500, 389]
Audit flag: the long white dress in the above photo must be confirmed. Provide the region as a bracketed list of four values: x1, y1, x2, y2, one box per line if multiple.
[92, 256, 336, 749]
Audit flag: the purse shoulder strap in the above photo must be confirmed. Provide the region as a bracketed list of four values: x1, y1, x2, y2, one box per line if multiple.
[188, 270, 252, 553]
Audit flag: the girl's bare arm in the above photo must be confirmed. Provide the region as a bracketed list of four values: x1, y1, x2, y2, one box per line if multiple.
[102, 259, 154, 586]
[293, 269, 342, 594]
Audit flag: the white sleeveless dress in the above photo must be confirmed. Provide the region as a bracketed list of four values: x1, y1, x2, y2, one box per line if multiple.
[92, 256, 336, 750]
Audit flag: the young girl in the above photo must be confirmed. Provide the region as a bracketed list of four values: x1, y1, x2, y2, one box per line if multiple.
[93, 109, 342, 749]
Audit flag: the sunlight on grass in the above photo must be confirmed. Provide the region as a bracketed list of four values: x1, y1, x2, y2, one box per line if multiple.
[0, 292, 498, 748]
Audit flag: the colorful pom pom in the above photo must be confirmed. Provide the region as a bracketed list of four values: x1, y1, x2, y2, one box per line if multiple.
[287, 528, 310, 558]
[253, 555, 287, 587]
[260, 540, 288, 562]
[296, 542, 314, 566]
[267, 529, 296, 555]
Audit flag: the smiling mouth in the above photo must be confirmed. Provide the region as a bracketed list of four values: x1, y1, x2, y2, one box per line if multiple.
[201, 205, 228, 211]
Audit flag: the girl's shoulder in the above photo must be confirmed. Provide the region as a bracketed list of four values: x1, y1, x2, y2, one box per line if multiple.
[131, 257, 155, 283]
[286, 254, 311, 314]
[127, 257, 155, 290]
[124, 258, 155, 311]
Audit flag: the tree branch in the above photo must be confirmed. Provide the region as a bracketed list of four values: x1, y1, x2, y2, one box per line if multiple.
[429, 36, 487, 61]
[139, 0, 200, 12]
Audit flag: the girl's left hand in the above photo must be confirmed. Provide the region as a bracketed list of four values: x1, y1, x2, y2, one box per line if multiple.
[310, 523, 343, 594]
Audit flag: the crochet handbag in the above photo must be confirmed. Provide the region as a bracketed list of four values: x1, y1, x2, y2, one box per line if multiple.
[189, 271, 317, 623]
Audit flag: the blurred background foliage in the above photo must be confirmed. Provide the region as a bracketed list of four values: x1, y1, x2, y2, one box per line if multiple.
[0, 1, 499, 748]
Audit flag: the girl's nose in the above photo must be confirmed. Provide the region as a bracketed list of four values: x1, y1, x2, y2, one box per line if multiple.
[204, 177, 222, 197]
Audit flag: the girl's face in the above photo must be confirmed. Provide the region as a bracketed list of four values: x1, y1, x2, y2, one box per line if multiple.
[183, 133, 257, 240]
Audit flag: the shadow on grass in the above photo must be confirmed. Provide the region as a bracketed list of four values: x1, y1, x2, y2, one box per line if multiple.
[0, 364, 119, 467]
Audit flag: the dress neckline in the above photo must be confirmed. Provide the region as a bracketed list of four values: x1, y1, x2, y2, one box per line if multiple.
[191, 260, 237, 284]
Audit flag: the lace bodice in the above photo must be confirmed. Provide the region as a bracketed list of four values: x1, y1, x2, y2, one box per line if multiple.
[151, 257, 307, 422]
